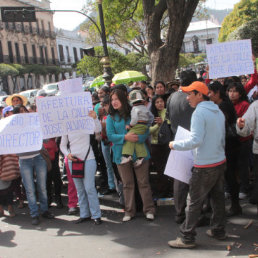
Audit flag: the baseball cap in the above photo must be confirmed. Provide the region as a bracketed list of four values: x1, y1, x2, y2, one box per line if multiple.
[181, 81, 209, 96]
[2, 106, 14, 117]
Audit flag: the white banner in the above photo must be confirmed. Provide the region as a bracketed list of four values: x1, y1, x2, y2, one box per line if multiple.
[36, 92, 95, 139]
[0, 113, 43, 154]
[58, 78, 83, 95]
[164, 126, 193, 184]
[206, 39, 253, 79]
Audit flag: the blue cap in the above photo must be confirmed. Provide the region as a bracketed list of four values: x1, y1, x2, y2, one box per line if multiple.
[2, 106, 13, 117]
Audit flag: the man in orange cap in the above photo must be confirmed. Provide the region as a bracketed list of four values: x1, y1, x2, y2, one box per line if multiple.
[168, 81, 227, 248]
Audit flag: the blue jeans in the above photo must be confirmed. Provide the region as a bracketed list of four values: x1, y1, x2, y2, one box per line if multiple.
[101, 141, 116, 189]
[19, 154, 48, 218]
[68, 159, 101, 219]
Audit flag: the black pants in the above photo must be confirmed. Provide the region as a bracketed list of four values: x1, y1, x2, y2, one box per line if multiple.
[47, 153, 63, 202]
[150, 144, 172, 197]
[180, 163, 226, 243]
[225, 145, 240, 206]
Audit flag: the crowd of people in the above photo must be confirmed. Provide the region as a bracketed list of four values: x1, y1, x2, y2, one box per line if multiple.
[0, 61, 257, 248]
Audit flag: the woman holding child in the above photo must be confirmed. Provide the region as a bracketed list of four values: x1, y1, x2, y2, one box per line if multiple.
[106, 89, 155, 222]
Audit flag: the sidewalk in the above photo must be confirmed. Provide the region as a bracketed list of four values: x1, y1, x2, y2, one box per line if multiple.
[0, 193, 257, 258]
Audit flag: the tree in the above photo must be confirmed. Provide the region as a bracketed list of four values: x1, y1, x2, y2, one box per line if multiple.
[24, 64, 47, 88]
[77, 46, 131, 77]
[11, 64, 26, 92]
[142, 0, 200, 82]
[0, 64, 18, 94]
[227, 19, 258, 56]
[219, 0, 258, 42]
[82, 1, 201, 82]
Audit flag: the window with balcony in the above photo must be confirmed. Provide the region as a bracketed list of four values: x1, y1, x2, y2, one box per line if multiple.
[39, 46, 44, 64]
[15, 43, 21, 63]
[59, 45, 64, 62]
[192, 36, 199, 53]
[45, 47, 48, 64]
[8, 41, 14, 63]
[32, 44, 37, 64]
[66, 46, 70, 63]
[206, 38, 212, 45]
[51, 47, 55, 64]
[23, 44, 29, 64]
[0, 41, 3, 63]
[73, 47, 78, 63]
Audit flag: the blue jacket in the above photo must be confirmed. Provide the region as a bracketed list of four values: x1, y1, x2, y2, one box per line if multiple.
[106, 113, 150, 164]
[173, 101, 226, 166]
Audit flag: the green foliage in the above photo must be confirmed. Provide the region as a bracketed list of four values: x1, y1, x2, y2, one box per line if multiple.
[125, 52, 149, 71]
[11, 64, 26, 76]
[227, 19, 258, 56]
[77, 46, 131, 77]
[45, 66, 62, 75]
[24, 64, 47, 75]
[0, 63, 19, 77]
[219, 0, 258, 42]
[178, 53, 206, 68]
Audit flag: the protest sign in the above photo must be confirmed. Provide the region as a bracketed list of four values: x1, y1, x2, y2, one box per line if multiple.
[36, 92, 95, 139]
[164, 126, 193, 184]
[58, 77, 83, 95]
[0, 113, 43, 154]
[206, 39, 253, 79]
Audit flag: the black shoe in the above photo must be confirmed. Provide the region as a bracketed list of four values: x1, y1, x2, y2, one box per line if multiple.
[56, 201, 64, 209]
[93, 218, 102, 225]
[196, 216, 210, 227]
[41, 211, 55, 219]
[226, 206, 242, 217]
[31, 216, 40, 225]
[68, 207, 79, 215]
[175, 216, 185, 224]
[74, 217, 91, 224]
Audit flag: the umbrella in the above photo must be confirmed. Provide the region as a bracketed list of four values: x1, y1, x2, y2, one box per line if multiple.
[90, 75, 105, 88]
[112, 70, 147, 85]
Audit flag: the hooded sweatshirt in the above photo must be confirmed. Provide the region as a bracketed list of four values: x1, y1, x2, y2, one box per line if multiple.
[173, 101, 226, 166]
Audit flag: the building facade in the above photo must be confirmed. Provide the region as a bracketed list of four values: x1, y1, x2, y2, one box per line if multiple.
[0, 0, 58, 93]
[182, 20, 221, 54]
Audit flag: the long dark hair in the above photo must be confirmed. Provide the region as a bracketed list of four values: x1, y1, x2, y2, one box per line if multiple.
[227, 82, 248, 102]
[150, 95, 165, 118]
[109, 89, 131, 120]
[209, 81, 228, 101]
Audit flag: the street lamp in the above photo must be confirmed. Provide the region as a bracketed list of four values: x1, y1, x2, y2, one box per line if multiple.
[96, 0, 113, 86]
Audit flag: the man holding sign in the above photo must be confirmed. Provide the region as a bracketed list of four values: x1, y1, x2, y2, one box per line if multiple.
[167, 81, 226, 248]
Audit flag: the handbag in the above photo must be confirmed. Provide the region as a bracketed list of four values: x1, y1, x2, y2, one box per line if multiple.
[71, 146, 90, 178]
[40, 147, 52, 172]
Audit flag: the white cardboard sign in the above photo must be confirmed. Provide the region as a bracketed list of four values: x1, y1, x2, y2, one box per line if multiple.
[36, 92, 95, 139]
[164, 126, 193, 184]
[206, 39, 253, 79]
[0, 113, 43, 154]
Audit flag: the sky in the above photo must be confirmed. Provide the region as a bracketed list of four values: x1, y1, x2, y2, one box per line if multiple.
[50, 0, 241, 31]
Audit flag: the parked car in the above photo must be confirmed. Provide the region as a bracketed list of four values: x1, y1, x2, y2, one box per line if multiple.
[42, 83, 59, 96]
[0, 91, 7, 96]
[19, 89, 38, 104]
[0, 95, 8, 103]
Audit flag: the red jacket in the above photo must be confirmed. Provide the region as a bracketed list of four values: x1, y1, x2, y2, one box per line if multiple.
[43, 138, 58, 161]
[244, 68, 258, 94]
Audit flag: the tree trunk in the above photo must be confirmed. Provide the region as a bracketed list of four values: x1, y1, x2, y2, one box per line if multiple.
[142, 0, 200, 83]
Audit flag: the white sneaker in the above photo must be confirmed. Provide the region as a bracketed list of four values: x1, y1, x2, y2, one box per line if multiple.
[239, 192, 248, 200]
[146, 213, 154, 221]
[225, 192, 230, 199]
[133, 158, 144, 167]
[120, 156, 132, 164]
[122, 215, 132, 222]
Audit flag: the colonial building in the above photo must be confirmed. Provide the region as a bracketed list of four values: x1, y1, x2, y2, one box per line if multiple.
[0, 0, 59, 93]
[56, 29, 88, 66]
[182, 20, 221, 54]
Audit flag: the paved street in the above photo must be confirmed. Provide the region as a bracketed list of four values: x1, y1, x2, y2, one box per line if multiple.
[0, 193, 257, 258]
